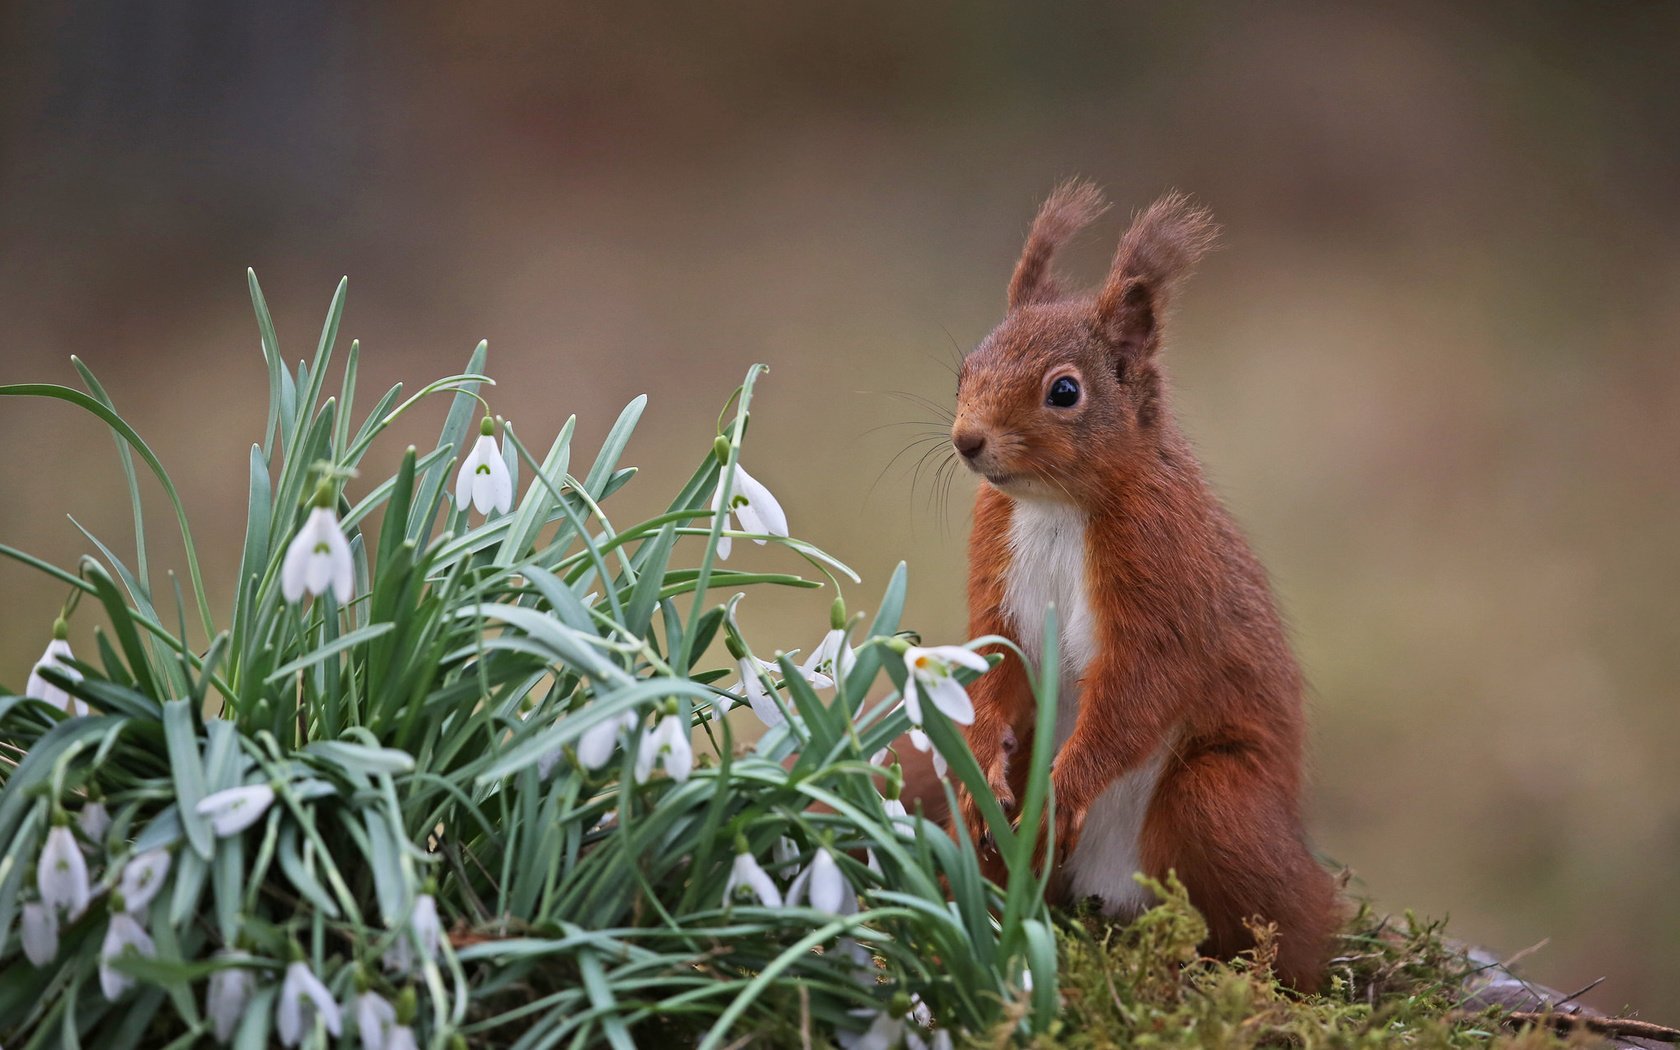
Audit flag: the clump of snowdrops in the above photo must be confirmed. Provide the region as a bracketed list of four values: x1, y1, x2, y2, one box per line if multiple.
[0, 275, 1063, 1049]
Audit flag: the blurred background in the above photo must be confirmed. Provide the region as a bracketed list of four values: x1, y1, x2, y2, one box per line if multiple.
[2, 1, 1676, 1012]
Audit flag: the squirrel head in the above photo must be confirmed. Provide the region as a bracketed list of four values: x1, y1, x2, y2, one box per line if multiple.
[952, 182, 1218, 506]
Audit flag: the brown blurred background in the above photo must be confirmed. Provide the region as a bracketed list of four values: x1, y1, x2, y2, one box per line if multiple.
[2, 1, 1676, 1012]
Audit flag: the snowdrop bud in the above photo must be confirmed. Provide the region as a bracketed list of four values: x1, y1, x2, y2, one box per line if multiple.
[37, 822, 90, 920]
[21, 900, 58, 966]
[454, 416, 514, 517]
[277, 957, 342, 1045]
[98, 910, 156, 1000]
[26, 619, 85, 715]
[206, 952, 256, 1044]
[384, 891, 442, 975]
[117, 849, 172, 915]
[281, 486, 354, 604]
[78, 800, 110, 843]
[196, 783, 277, 838]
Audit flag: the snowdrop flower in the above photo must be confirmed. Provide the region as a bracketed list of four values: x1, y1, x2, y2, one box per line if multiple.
[206, 952, 256, 1044]
[455, 416, 513, 517]
[281, 488, 354, 604]
[901, 645, 985, 727]
[99, 909, 156, 1000]
[786, 846, 852, 916]
[633, 711, 693, 784]
[354, 990, 396, 1050]
[196, 783, 276, 838]
[576, 708, 640, 771]
[711, 463, 787, 559]
[772, 836, 800, 878]
[20, 901, 57, 966]
[723, 842, 783, 908]
[78, 800, 110, 842]
[908, 727, 947, 779]
[277, 958, 342, 1045]
[801, 599, 856, 687]
[26, 620, 85, 716]
[732, 653, 787, 727]
[384, 890, 442, 976]
[385, 1026, 419, 1050]
[117, 850, 171, 915]
[37, 823, 90, 919]
[837, 1005, 950, 1050]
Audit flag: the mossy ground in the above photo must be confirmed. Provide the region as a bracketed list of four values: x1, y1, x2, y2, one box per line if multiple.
[1029, 876, 1581, 1050]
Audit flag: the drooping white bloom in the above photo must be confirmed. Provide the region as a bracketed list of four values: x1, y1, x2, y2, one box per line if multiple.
[117, 850, 172, 914]
[26, 636, 85, 716]
[633, 713, 693, 784]
[78, 800, 110, 842]
[734, 656, 786, 727]
[800, 628, 856, 688]
[723, 849, 783, 908]
[576, 709, 640, 771]
[901, 645, 985, 727]
[206, 952, 256, 1044]
[908, 727, 947, 778]
[384, 892, 442, 975]
[454, 420, 514, 517]
[276, 960, 342, 1045]
[354, 990, 397, 1050]
[37, 825, 90, 919]
[196, 784, 276, 837]
[280, 505, 354, 604]
[385, 1026, 420, 1050]
[786, 847, 852, 916]
[711, 464, 787, 559]
[837, 1007, 949, 1050]
[20, 901, 58, 965]
[773, 836, 800, 878]
[98, 912, 156, 1000]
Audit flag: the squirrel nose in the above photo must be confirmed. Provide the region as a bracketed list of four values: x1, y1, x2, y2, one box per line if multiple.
[952, 430, 986, 459]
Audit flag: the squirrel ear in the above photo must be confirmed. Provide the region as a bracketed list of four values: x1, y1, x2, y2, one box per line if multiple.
[1008, 180, 1109, 310]
[1094, 192, 1218, 362]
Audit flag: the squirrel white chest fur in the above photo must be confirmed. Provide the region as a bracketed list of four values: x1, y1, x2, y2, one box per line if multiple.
[1002, 497, 1168, 915]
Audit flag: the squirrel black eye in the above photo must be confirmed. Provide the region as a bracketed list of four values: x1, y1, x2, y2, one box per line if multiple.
[1046, 375, 1081, 408]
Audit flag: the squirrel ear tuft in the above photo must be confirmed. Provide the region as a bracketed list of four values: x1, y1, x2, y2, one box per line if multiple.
[1007, 180, 1110, 311]
[1094, 191, 1219, 360]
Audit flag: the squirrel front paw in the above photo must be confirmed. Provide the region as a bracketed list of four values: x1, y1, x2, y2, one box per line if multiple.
[956, 725, 1018, 852]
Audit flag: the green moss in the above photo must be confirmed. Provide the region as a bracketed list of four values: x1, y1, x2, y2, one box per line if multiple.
[1027, 877, 1576, 1049]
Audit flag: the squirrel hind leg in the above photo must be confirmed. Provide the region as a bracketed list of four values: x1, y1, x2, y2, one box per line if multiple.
[1139, 751, 1342, 992]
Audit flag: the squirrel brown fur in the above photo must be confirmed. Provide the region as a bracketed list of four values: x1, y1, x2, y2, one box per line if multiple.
[944, 182, 1340, 990]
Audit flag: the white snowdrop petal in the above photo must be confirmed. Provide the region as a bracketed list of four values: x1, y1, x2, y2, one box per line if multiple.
[735, 468, 788, 538]
[902, 675, 924, 726]
[386, 1027, 420, 1050]
[807, 850, 847, 915]
[356, 990, 396, 1050]
[207, 956, 255, 1045]
[78, 801, 110, 842]
[197, 784, 276, 838]
[926, 675, 975, 725]
[576, 713, 623, 770]
[118, 850, 172, 914]
[21, 901, 57, 966]
[715, 531, 733, 560]
[98, 913, 155, 1000]
[38, 825, 90, 919]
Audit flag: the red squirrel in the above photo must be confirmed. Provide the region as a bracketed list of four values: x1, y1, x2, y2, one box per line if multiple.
[946, 183, 1339, 989]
